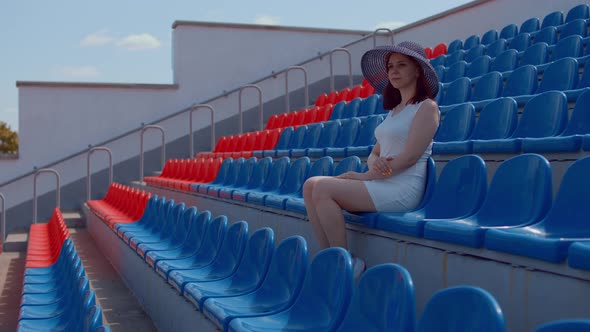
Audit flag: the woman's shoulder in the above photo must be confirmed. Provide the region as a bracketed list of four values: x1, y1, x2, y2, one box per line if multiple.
[416, 98, 439, 115]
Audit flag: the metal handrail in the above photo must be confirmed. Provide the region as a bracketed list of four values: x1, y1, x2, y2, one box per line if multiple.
[284, 66, 309, 113]
[86, 147, 113, 201]
[0, 193, 5, 249]
[373, 28, 394, 47]
[33, 169, 60, 224]
[139, 125, 166, 183]
[238, 85, 263, 133]
[189, 104, 215, 156]
[329, 48, 353, 92]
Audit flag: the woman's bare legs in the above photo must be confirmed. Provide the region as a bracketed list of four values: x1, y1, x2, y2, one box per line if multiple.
[303, 176, 376, 250]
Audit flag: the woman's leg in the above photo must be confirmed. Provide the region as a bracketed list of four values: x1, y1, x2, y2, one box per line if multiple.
[303, 176, 330, 249]
[311, 177, 377, 249]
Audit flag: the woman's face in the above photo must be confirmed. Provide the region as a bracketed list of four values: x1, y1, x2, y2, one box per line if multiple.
[387, 53, 420, 91]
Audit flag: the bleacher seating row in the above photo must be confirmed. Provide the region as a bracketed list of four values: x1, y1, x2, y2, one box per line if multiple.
[87, 183, 151, 228]
[17, 208, 110, 332]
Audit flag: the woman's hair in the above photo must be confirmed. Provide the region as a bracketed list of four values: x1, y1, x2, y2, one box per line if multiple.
[382, 56, 434, 110]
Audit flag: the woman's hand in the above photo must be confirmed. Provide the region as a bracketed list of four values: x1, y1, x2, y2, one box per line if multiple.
[370, 156, 394, 177]
[335, 171, 365, 180]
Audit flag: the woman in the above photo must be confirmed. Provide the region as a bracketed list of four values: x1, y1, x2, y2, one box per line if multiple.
[303, 41, 440, 277]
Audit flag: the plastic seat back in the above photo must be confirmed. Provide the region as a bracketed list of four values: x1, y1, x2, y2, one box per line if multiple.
[329, 101, 346, 120]
[434, 65, 445, 81]
[435, 103, 475, 142]
[537, 58, 579, 93]
[471, 98, 518, 140]
[542, 10, 564, 29]
[429, 55, 446, 68]
[500, 24, 518, 39]
[221, 158, 243, 187]
[341, 98, 361, 119]
[244, 157, 272, 190]
[334, 156, 362, 176]
[333, 118, 361, 148]
[502, 65, 538, 97]
[314, 120, 340, 149]
[464, 34, 480, 50]
[476, 154, 552, 227]
[577, 63, 590, 89]
[534, 27, 557, 45]
[566, 4, 590, 22]
[336, 263, 416, 332]
[509, 32, 531, 52]
[445, 50, 465, 67]
[444, 60, 467, 82]
[299, 123, 323, 149]
[287, 125, 308, 149]
[560, 19, 587, 39]
[486, 39, 506, 58]
[277, 157, 310, 195]
[464, 44, 485, 62]
[358, 95, 378, 117]
[84, 305, 104, 332]
[447, 39, 463, 53]
[561, 89, 590, 136]
[259, 156, 290, 193]
[491, 49, 518, 73]
[353, 116, 383, 146]
[307, 156, 334, 178]
[472, 71, 503, 101]
[417, 286, 506, 332]
[466, 55, 491, 78]
[521, 17, 540, 34]
[442, 77, 471, 106]
[521, 42, 549, 66]
[208, 158, 232, 185]
[551, 35, 583, 60]
[482, 29, 498, 45]
[425, 155, 487, 219]
[536, 319, 590, 332]
[432, 43, 448, 58]
[513, 91, 568, 138]
[231, 157, 256, 189]
[229, 227, 275, 289]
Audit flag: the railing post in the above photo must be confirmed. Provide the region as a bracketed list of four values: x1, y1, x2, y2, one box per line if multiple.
[87, 147, 113, 201]
[0, 193, 5, 250]
[33, 169, 60, 224]
[238, 85, 263, 133]
[189, 104, 215, 156]
[373, 28, 394, 47]
[140, 125, 166, 183]
[285, 66, 309, 113]
[329, 48, 353, 92]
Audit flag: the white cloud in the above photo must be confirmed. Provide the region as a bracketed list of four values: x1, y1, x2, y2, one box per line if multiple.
[80, 29, 114, 47]
[54, 65, 100, 78]
[373, 21, 407, 30]
[116, 33, 161, 51]
[254, 15, 280, 25]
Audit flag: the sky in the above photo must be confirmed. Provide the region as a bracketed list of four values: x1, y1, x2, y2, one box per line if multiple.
[0, 0, 473, 132]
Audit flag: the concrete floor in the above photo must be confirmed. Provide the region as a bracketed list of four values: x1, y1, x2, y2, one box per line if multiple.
[0, 228, 158, 332]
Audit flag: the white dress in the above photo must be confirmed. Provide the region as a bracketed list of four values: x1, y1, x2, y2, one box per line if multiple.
[363, 100, 432, 212]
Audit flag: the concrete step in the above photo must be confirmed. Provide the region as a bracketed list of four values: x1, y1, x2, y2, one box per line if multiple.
[62, 210, 85, 228]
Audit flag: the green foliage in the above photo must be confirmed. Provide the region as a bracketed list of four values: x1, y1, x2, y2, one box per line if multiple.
[0, 121, 18, 153]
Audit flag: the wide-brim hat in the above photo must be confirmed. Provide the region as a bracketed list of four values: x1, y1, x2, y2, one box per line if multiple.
[361, 41, 439, 97]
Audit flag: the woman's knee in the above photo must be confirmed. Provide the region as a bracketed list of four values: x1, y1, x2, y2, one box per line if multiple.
[303, 177, 320, 198]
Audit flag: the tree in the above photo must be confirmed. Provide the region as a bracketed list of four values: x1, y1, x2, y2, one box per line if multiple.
[0, 121, 18, 154]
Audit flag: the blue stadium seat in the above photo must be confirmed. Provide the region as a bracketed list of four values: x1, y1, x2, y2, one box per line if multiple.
[345, 115, 383, 157]
[522, 89, 590, 152]
[424, 154, 552, 247]
[485, 156, 590, 263]
[448, 39, 463, 53]
[550, 35, 583, 62]
[306, 120, 341, 157]
[435, 65, 445, 81]
[374, 94, 386, 114]
[566, 4, 590, 22]
[84, 305, 105, 332]
[491, 49, 518, 73]
[126, 199, 176, 250]
[466, 55, 491, 78]
[218, 157, 257, 199]
[284, 156, 334, 214]
[246, 156, 290, 205]
[568, 242, 590, 270]
[471, 71, 503, 102]
[474, 91, 567, 153]
[444, 60, 467, 82]
[542, 10, 564, 29]
[334, 156, 362, 176]
[334, 264, 415, 332]
[145, 209, 208, 269]
[434, 103, 475, 146]
[168, 220, 248, 294]
[521, 17, 540, 34]
[429, 55, 446, 68]
[486, 38, 507, 58]
[508, 32, 531, 52]
[329, 101, 346, 120]
[536, 319, 590, 332]
[576, 64, 590, 90]
[229, 247, 353, 332]
[465, 44, 485, 62]
[136, 206, 197, 259]
[464, 34, 480, 50]
[357, 95, 378, 117]
[559, 19, 588, 39]
[533, 26, 558, 45]
[417, 286, 506, 332]
[264, 157, 310, 209]
[520, 42, 550, 66]
[202, 236, 308, 332]
[193, 158, 232, 193]
[584, 134, 590, 151]
[274, 125, 306, 157]
[375, 155, 487, 237]
[231, 157, 272, 201]
[435, 82, 444, 104]
[502, 65, 538, 97]
[481, 29, 499, 45]
[341, 98, 361, 119]
[255, 127, 292, 157]
[441, 77, 471, 106]
[183, 227, 275, 310]
[204, 158, 244, 197]
[500, 24, 518, 39]
[115, 195, 160, 240]
[325, 117, 362, 157]
[536, 57, 579, 93]
[445, 50, 465, 67]
[289, 123, 323, 158]
[155, 214, 227, 280]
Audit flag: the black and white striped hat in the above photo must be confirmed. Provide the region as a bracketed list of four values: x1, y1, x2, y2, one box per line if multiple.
[361, 41, 439, 97]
